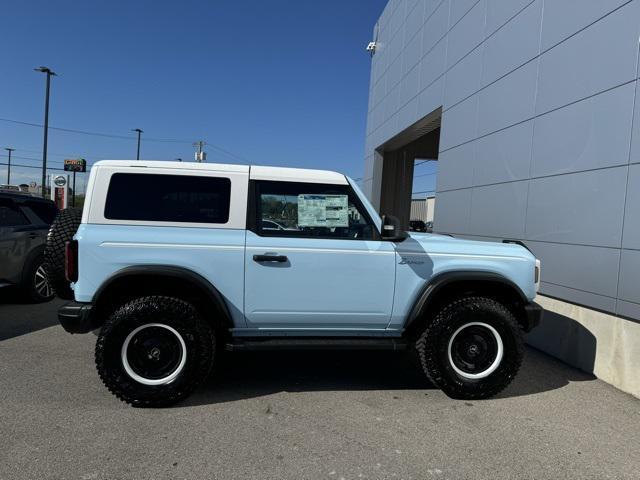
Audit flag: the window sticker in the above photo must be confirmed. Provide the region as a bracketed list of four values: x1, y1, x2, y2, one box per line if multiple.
[297, 194, 349, 227]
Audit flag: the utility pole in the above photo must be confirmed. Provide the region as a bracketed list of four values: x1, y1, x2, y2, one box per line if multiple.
[132, 128, 143, 160]
[193, 140, 206, 162]
[35, 66, 57, 198]
[4, 148, 14, 184]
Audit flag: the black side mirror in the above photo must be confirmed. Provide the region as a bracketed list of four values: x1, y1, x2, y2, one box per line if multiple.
[381, 214, 408, 241]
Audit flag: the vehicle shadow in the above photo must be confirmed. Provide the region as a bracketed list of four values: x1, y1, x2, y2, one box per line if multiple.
[182, 349, 433, 407]
[0, 286, 31, 305]
[0, 287, 61, 341]
[496, 346, 596, 399]
[501, 306, 598, 398]
[181, 341, 596, 408]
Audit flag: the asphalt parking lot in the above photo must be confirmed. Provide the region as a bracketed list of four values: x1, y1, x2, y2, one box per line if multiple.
[1, 293, 639, 480]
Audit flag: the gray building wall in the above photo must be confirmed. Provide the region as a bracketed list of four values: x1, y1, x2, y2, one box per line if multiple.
[364, 0, 640, 321]
[364, 0, 640, 396]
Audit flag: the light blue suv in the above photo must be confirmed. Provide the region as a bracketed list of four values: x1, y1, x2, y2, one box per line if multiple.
[48, 161, 542, 407]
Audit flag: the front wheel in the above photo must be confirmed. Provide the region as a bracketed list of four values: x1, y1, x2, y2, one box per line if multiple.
[95, 296, 215, 407]
[416, 296, 524, 399]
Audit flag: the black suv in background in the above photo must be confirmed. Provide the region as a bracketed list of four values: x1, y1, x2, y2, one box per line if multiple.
[409, 220, 434, 233]
[0, 192, 58, 302]
[409, 220, 427, 232]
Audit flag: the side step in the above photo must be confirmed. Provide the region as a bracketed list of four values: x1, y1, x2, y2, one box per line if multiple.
[226, 338, 409, 352]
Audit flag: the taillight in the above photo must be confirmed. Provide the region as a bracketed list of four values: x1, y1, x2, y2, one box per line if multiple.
[65, 240, 78, 282]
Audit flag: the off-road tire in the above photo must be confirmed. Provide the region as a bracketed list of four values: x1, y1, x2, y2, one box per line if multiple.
[44, 207, 82, 300]
[416, 296, 524, 400]
[21, 254, 55, 303]
[95, 296, 215, 407]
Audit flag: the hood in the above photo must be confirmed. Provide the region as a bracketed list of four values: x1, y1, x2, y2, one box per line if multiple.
[400, 232, 535, 260]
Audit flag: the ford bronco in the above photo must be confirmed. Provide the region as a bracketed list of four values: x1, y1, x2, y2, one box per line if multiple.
[46, 160, 542, 407]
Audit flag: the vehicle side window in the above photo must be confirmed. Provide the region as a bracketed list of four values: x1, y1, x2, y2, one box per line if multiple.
[254, 181, 376, 240]
[0, 200, 29, 227]
[104, 173, 231, 224]
[25, 201, 58, 225]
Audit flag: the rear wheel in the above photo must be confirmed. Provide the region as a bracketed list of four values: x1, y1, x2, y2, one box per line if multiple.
[21, 255, 55, 303]
[44, 207, 82, 299]
[95, 296, 215, 407]
[416, 296, 523, 399]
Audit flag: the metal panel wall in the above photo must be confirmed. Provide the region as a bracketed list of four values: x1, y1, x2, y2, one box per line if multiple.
[364, 0, 640, 320]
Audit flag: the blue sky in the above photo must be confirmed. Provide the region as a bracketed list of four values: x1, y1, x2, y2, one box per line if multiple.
[1, 0, 390, 192]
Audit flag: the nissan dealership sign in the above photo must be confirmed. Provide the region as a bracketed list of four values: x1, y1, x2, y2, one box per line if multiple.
[50, 174, 69, 209]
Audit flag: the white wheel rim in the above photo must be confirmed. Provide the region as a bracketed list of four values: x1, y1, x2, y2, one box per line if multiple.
[447, 322, 504, 380]
[121, 323, 187, 386]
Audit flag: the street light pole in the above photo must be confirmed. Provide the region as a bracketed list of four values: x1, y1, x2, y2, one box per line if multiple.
[35, 66, 56, 198]
[132, 128, 143, 160]
[4, 148, 14, 184]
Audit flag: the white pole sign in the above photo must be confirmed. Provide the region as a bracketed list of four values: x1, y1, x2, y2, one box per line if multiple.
[50, 174, 69, 209]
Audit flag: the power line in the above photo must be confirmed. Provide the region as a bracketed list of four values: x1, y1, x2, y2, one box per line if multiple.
[414, 159, 436, 167]
[7, 147, 200, 164]
[0, 153, 66, 165]
[0, 156, 94, 174]
[412, 189, 436, 195]
[0, 153, 44, 162]
[11, 147, 94, 159]
[0, 161, 65, 171]
[0, 117, 133, 140]
[413, 171, 437, 179]
[204, 143, 250, 164]
[145, 136, 195, 144]
[0, 117, 251, 163]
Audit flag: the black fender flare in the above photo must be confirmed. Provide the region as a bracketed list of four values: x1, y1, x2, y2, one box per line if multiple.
[92, 265, 234, 329]
[404, 271, 528, 333]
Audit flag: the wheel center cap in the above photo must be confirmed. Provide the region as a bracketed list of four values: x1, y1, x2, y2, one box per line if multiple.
[148, 347, 161, 360]
[468, 344, 480, 357]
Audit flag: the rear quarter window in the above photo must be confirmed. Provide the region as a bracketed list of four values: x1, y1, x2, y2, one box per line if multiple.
[104, 173, 231, 224]
[25, 201, 58, 225]
[0, 199, 29, 226]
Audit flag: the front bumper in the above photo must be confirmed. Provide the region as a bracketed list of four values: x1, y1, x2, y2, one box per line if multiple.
[523, 301, 543, 332]
[58, 302, 98, 334]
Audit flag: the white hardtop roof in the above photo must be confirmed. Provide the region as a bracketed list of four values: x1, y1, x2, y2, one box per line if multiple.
[93, 160, 249, 173]
[249, 165, 347, 184]
[92, 160, 348, 185]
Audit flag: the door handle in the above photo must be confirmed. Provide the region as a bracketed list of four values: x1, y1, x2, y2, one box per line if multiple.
[27, 233, 39, 239]
[253, 254, 288, 263]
